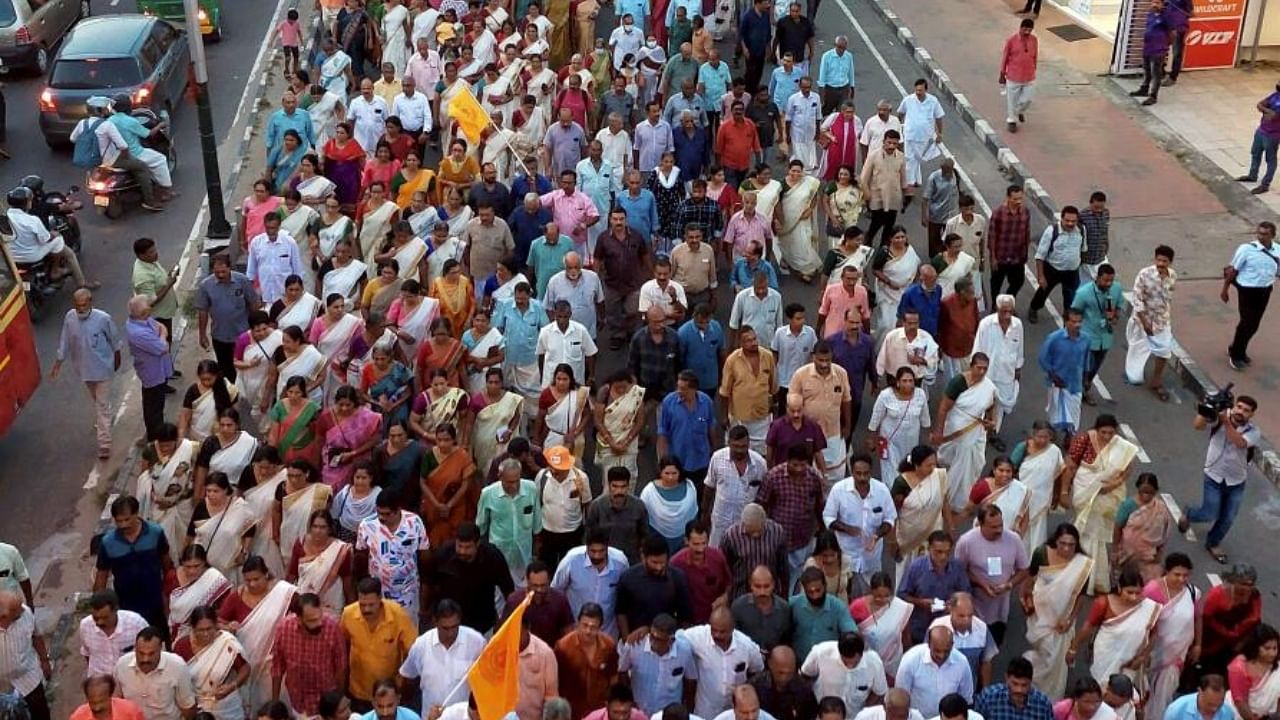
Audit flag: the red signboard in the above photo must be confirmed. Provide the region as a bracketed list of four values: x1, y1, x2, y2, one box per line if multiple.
[1182, 0, 1245, 70]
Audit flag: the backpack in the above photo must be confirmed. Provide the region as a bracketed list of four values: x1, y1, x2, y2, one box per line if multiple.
[72, 118, 105, 169]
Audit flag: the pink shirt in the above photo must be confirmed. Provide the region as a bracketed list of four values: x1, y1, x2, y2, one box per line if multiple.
[406, 51, 443, 99]
[1000, 32, 1038, 83]
[818, 282, 871, 336]
[277, 19, 301, 47]
[70, 699, 147, 720]
[723, 210, 773, 258]
[516, 635, 559, 720]
[540, 189, 600, 247]
[582, 710, 648, 720]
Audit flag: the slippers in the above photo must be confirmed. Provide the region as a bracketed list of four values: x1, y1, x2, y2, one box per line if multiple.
[1152, 386, 1170, 402]
[1209, 548, 1228, 563]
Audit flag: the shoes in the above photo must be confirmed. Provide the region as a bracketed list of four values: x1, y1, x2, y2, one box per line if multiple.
[1028, 308, 1040, 323]
[1252, 185, 1270, 195]
[170, 369, 183, 378]
[989, 435, 1007, 452]
[1129, 87, 1149, 96]
[1164, 77, 1177, 86]
[141, 202, 163, 212]
[1007, 121, 1018, 132]
[1229, 356, 1246, 370]
[1238, 175, 1259, 182]
[1018, 113, 1026, 122]
[1141, 97, 1158, 106]
[1177, 515, 1190, 533]
[163, 384, 176, 395]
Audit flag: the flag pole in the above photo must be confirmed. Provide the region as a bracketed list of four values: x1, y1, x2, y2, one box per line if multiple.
[432, 594, 532, 712]
[453, 85, 537, 181]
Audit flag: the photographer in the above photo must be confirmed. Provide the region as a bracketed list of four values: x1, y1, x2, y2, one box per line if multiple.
[1070, 263, 1126, 406]
[1178, 394, 1260, 562]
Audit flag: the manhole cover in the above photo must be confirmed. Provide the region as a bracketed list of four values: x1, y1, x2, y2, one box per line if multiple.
[1048, 24, 1097, 42]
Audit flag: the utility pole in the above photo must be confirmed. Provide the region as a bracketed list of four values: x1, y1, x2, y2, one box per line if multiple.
[182, 0, 231, 240]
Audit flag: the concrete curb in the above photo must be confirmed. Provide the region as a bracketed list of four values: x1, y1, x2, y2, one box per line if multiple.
[862, 0, 1280, 486]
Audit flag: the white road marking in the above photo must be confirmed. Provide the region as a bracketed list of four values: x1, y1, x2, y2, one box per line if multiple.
[1207, 572, 1222, 587]
[82, 466, 100, 491]
[1161, 493, 1184, 522]
[1119, 423, 1150, 463]
[110, 0, 119, 6]
[834, 0, 1132, 448]
[99, 494, 119, 520]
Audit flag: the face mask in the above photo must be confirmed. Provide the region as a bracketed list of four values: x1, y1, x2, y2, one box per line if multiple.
[646, 39, 657, 48]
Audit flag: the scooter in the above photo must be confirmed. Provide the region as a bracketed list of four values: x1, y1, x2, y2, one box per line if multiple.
[87, 107, 176, 219]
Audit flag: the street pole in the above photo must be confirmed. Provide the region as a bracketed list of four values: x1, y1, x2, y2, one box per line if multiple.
[182, 0, 231, 239]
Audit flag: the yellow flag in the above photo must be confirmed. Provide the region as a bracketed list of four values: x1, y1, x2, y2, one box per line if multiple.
[467, 595, 529, 720]
[448, 86, 491, 146]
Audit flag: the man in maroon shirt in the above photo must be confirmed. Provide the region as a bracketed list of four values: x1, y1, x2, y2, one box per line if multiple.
[506, 561, 576, 646]
[764, 393, 828, 469]
[938, 277, 980, 386]
[671, 520, 732, 624]
[594, 208, 653, 350]
[987, 185, 1031, 300]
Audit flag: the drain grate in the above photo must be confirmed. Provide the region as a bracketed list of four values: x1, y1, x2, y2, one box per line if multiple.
[1047, 24, 1098, 41]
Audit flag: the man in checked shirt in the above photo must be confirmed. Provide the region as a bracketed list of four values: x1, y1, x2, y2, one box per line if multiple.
[987, 185, 1032, 300]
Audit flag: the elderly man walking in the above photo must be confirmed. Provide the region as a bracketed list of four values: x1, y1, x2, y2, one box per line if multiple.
[125, 295, 174, 441]
[999, 19, 1039, 133]
[817, 36, 855, 114]
[0, 589, 52, 720]
[52, 288, 121, 459]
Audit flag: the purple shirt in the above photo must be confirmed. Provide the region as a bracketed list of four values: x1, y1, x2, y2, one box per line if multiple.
[544, 122, 588, 177]
[953, 528, 1029, 624]
[897, 556, 973, 641]
[126, 318, 173, 389]
[1143, 9, 1172, 56]
[1261, 92, 1280, 139]
[828, 330, 876, 406]
[764, 416, 827, 465]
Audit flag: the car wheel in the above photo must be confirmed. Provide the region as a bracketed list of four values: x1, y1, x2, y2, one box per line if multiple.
[31, 47, 49, 77]
[207, 20, 222, 42]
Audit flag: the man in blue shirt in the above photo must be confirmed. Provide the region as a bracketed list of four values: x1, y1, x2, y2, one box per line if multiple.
[1164, 675, 1232, 720]
[817, 36, 855, 114]
[672, 111, 711, 180]
[494, 283, 547, 399]
[617, 612, 698, 715]
[1036, 308, 1091, 434]
[739, 0, 772, 92]
[730, 241, 780, 292]
[508, 194, 553, 271]
[617, 170, 660, 243]
[1224, 221, 1279, 369]
[94, 495, 171, 633]
[678, 306, 727, 394]
[265, 91, 315, 153]
[788, 566, 856, 660]
[768, 53, 805, 113]
[897, 264, 943, 336]
[1131, 0, 1172, 106]
[827, 311, 876, 437]
[1071, 263, 1125, 397]
[897, 531, 972, 643]
[657, 370, 717, 483]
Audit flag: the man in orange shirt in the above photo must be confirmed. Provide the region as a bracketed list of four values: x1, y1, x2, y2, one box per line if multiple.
[68, 676, 146, 720]
[554, 605, 619, 719]
[715, 102, 761, 188]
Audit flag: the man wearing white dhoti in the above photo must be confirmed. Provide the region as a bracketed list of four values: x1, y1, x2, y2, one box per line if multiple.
[785, 77, 822, 173]
[896, 79, 944, 190]
[971, 295, 1022, 448]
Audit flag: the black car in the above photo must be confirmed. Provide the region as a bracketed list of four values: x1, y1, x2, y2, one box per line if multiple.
[38, 15, 189, 147]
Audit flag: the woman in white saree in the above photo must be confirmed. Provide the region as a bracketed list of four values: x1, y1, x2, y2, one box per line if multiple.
[932, 234, 978, 300]
[1143, 554, 1200, 720]
[194, 410, 259, 503]
[934, 354, 999, 513]
[179, 361, 240, 443]
[469, 368, 524, 477]
[408, 368, 470, 444]
[320, 239, 369, 313]
[279, 193, 321, 285]
[1066, 564, 1161, 684]
[266, 327, 327, 412]
[310, 293, 365, 402]
[867, 368, 931, 483]
[1066, 414, 1139, 594]
[357, 188, 401, 274]
[378, 223, 430, 284]
[223, 558, 296, 715]
[188, 473, 258, 578]
[1227, 626, 1280, 720]
[849, 572, 913, 679]
[180, 607, 250, 720]
[137, 424, 201, 564]
[271, 276, 323, 336]
[775, 160, 823, 281]
[427, 232, 467, 287]
[239, 448, 290, 579]
[235, 323, 284, 431]
[890, 446, 951, 586]
[312, 197, 354, 271]
[964, 456, 1029, 536]
[273, 463, 334, 565]
[381, 0, 412, 75]
[871, 227, 922, 335]
[462, 311, 505, 396]
[536, 363, 591, 460]
[293, 155, 337, 209]
[286, 510, 354, 616]
[1011, 421, 1066, 556]
[1022, 522, 1093, 699]
[388, 280, 440, 366]
[592, 370, 645, 481]
[169, 545, 233, 642]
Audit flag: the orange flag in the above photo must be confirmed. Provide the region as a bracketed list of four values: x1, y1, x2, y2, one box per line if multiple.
[467, 595, 530, 720]
[448, 86, 491, 146]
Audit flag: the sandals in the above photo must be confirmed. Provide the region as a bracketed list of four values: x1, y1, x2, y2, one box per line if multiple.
[1208, 547, 1228, 564]
[1151, 386, 1170, 402]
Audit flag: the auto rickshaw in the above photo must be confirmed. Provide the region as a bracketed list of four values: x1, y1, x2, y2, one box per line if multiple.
[136, 0, 223, 41]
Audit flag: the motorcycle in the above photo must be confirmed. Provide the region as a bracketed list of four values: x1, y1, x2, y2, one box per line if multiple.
[86, 107, 176, 220]
[2, 184, 84, 321]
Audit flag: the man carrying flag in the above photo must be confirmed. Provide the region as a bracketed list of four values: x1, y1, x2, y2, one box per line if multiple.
[462, 595, 560, 720]
[449, 85, 493, 146]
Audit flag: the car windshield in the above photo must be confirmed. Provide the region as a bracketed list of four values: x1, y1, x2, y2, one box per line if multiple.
[0, 0, 16, 29]
[49, 58, 142, 90]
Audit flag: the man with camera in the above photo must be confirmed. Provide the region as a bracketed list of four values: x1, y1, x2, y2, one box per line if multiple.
[1178, 392, 1261, 562]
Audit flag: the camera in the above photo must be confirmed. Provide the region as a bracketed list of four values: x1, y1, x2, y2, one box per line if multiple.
[1196, 382, 1235, 421]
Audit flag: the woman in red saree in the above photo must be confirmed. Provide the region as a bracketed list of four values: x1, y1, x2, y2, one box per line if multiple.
[316, 385, 383, 489]
[268, 376, 323, 467]
[321, 121, 366, 213]
[415, 317, 466, 390]
[420, 424, 479, 547]
[820, 101, 861, 182]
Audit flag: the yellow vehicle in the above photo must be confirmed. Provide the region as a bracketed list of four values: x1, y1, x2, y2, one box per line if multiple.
[136, 0, 222, 41]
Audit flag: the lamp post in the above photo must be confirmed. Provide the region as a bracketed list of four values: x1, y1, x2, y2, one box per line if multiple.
[182, 0, 231, 240]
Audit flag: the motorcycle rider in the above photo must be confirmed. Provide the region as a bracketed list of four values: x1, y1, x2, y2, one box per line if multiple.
[108, 93, 174, 203]
[69, 96, 160, 212]
[5, 186, 98, 289]
[20, 175, 81, 245]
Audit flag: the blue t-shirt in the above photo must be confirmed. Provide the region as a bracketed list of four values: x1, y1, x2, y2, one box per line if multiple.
[95, 520, 169, 619]
[657, 390, 715, 472]
[676, 318, 725, 392]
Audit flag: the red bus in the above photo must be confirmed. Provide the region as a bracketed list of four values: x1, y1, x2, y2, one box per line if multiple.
[0, 241, 40, 435]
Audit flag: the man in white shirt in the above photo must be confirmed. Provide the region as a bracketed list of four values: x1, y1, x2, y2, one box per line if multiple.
[895, 79, 945, 189]
[392, 76, 434, 141]
[245, 213, 304, 305]
[874, 309, 939, 388]
[943, 196, 988, 311]
[399, 598, 486, 716]
[4, 186, 93, 287]
[608, 14, 643, 71]
[114, 626, 197, 720]
[703, 427, 769, 546]
[712, 685, 779, 720]
[858, 100, 903, 160]
[682, 609, 765, 719]
[800, 635, 889, 717]
[534, 446, 593, 568]
[595, 112, 632, 185]
[348, 78, 390, 155]
[0, 590, 50, 720]
[79, 590, 149, 677]
[854, 688, 924, 720]
[637, 258, 688, 325]
[822, 455, 896, 581]
[536, 299, 599, 387]
[971, 295, 1023, 436]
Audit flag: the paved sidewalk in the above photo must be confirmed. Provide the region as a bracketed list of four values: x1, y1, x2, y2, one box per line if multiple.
[873, 0, 1280, 463]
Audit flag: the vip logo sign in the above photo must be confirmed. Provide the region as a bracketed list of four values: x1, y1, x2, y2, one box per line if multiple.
[1187, 28, 1238, 44]
[1184, 16, 1243, 69]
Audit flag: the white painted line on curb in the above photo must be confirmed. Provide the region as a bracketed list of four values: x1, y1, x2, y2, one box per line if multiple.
[1119, 423, 1150, 463]
[83, 466, 100, 491]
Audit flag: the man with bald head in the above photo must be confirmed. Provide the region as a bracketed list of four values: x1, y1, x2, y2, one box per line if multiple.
[898, 263, 944, 337]
[683, 608, 764, 718]
[853, 688, 924, 720]
[52, 287, 122, 459]
[895, 626, 973, 716]
[752, 645, 817, 720]
[731, 565, 793, 652]
[722, 507, 790, 597]
[800, 634, 887, 716]
[629, 304, 683, 438]
[348, 77, 389, 154]
[711, 684, 779, 720]
[929, 592, 996, 690]
[527, 222, 575, 298]
[0, 589, 51, 720]
[544, 251, 606, 339]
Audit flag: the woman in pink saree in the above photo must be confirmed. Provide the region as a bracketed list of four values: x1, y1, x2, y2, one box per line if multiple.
[1114, 473, 1174, 583]
[819, 101, 861, 181]
[1143, 553, 1201, 720]
[317, 385, 383, 489]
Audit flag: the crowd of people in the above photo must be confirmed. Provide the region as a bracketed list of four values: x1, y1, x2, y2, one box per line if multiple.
[7, 1, 1280, 720]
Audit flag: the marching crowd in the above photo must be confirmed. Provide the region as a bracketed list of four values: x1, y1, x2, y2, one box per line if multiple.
[7, 1, 1280, 720]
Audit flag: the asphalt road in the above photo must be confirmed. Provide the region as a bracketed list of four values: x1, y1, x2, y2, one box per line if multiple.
[0, 0, 281, 551]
